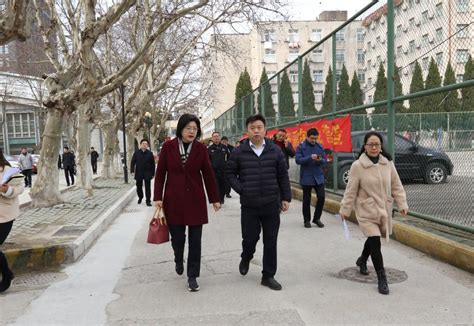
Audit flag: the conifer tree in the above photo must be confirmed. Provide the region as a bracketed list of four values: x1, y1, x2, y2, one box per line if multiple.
[278, 70, 295, 119]
[257, 67, 276, 118]
[350, 71, 363, 107]
[409, 61, 424, 112]
[320, 66, 333, 115]
[302, 59, 316, 117]
[442, 62, 460, 112]
[461, 55, 473, 111]
[373, 63, 388, 113]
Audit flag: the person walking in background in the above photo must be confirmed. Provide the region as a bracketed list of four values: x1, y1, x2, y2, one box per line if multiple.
[208, 131, 228, 204]
[62, 147, 76, 186]
[295, 128, 326, 229]
[339, 131, 408, 295]
[0, 149, 24, 293]
[154, 114, 220, 292]
[18, 147, 33, 187]
[221, 136, 234, 198]
[272, 129, 295, 169]
[226, 114, 291, 291]
[90, 147, 99, 174]
[131, 139, 155, 206]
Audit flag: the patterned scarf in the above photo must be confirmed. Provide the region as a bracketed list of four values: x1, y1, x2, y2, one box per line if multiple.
[178, 138, 193, 165]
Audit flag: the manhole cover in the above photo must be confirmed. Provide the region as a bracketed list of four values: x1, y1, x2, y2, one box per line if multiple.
[12, 272, 67, 289]
[338, 267, 408, 284]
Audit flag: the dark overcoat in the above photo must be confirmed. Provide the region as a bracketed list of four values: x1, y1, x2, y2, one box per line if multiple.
[153, 138, 219, 226]
[130, 149, 156, 181]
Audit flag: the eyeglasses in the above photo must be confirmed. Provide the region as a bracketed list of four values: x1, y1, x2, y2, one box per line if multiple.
[365, 143, 381, 148]
[185, 127, 198, 132]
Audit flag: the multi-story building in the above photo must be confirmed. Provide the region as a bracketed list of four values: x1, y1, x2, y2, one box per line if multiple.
[362, 0, 473, 104]
[201, 11, 365, 138]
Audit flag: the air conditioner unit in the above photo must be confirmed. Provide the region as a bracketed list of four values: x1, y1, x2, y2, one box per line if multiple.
[403, 49, 408, 54]
[416, 42, 421, 49]
[403, 70, 409, 76]
[428, 13, 434, 19]
[381, 39, 386, 44]
[371, 43, 376, 49]
[402, 3, 408, 11]
[264, 41, 273, 49]
[403, 27, 408, 33]
[415, 19, 421, 26]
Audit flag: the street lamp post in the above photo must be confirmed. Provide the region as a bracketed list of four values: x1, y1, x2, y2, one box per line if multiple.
[120, 83, 129, 184]
[144, 111, 152, 143]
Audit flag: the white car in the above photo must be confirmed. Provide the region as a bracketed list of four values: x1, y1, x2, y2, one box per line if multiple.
[4, 154, 21, 169]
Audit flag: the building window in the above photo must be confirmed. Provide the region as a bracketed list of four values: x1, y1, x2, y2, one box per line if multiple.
[410, 62, 416, 73]
[313, 70, 324, 83]
[1, 45, 8, 55]
[357, 49, 365, 63]
[368, 95, 373, 103]
[267, 71, 277, 84]
[397, 46, 403, 57]
[456, 24, 469, 38]
[356, 28, 364, 42]
[436, 28, 443, 41]
[312, 48, 323, 62]
[335, 69, 342, 82]
[409, 40, 415, 53]
[264, 49, 276, 63]
[367, 59, 372, 68]
[288, 29, 299, 42]
[6, 113, 36, 138]
[396, 24, 402, 36]
[422, 10, 429, 23]
[456, 49, 469, 64]
[292, 91, 299, 103]
[357, 69, 365, 83]
[456, 0, 469, 13]
[311, 29, 322, 42]
[289, 70, 298, 83]
[409, 17, 415, 30]
[456, 74, 464, 83]
[422, 57, 429, 71]
[335, 49, 345, 62]
[408, 0, 414, 8]
[367, 41, 371, 51]
[314, 90, 323, 104]
[436, 3, 443, 17]
[262, 31, 276, 42]
[335, 29, 345, 42]
[288, 48, 299, 61]
[376, 55, 381, 66]
[367, 78, 373, 88]
[435, 52, 443, 66]
[421, 34, 429, 48]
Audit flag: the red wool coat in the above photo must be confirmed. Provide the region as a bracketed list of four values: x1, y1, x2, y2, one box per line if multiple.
[153, 138, 219, 226]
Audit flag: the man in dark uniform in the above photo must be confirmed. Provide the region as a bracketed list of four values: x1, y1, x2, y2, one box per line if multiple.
[62, 147, 76, 186]
[131, 139, 156, 206]
[90, 147, 99, 174]
[221, 136, 234, 198]
[273, 129, 295, 169]
[208, 131, 228, 204]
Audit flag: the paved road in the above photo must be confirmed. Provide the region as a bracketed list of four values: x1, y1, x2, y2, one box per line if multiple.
[1, 193, 472, 325]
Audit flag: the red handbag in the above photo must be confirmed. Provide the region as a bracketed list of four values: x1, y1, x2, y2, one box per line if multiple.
[147, 207, 169, 245]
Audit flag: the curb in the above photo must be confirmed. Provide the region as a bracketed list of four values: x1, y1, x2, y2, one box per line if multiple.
[5, 185, 136, 273]
[291, 186, 474, 274]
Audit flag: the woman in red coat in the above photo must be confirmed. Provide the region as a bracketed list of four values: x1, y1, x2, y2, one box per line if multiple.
[154, 114, 220, 292]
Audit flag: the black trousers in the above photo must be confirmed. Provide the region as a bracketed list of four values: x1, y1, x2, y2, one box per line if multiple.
[64, 166, 75, 185]
[91, 161, 98, 174]
[361, 236, 384, 271]
[168, 225, 203, 277]
[136, 179, 151, 203]
[241, 202, 280, 279]
[302, 184, 325, 222]
[22, 169, 32, 186]
[214, 170, 226, 203]
[0, 221, 14, 278]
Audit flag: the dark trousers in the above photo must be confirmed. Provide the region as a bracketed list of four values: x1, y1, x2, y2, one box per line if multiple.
[241, 202, 280, 279]
[64, 166, 75, 185]
[225, 179, 231, 196]
[361, 236, 384, 271]
[136, 179, 151, 203]
[168, 225, 203, 277]
[302, 184, 325, 222]
[22, 169, 32, 186]
[0, 221, 14, 279]
[214, 170, 226, 203]
[91, 161, 98, 174]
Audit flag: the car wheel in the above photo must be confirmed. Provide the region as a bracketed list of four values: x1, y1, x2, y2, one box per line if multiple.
[338, 165, 351, 189]
[424, 162, 447, 184]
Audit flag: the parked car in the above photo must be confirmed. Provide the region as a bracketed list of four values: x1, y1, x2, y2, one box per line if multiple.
[32, 154, 40, 174]
[328, 131, 454, 189]
[4, 154, 21, 170]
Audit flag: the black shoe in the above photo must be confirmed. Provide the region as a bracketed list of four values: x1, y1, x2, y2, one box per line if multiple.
[304, 221, 312, 228]
[239, 259, 250, 275]
[356, 256, 369, 275]
[146, 201, 152, 207]
[188, 277, 200, 292]
[312, 219, 325, 228]
[0, 269, 14, 293]
[261, 277, 282, 291]
[138, 198, 142, 204]
[175, 262, 184, 275]
[220, 201, 224, 205]
[226, 194, 232, 198]
[71, 182, 74, 186]
[67, 184, 70, 187]
[376, 269, 390, 295]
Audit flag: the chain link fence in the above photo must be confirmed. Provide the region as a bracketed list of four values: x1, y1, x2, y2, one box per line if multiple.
[215, 0, 473, 230]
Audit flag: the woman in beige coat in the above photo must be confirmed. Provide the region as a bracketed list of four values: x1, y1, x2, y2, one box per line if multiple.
[0, 149, 24, 293]
[339, 131, 408, 295]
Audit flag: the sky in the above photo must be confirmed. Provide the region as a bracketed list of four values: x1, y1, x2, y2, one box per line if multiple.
[285, 0, 378, 20]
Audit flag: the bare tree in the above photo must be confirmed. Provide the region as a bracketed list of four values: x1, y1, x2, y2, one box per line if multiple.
[0, 0, 30, 44]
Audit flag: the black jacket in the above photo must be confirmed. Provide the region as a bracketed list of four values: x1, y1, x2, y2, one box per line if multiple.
[208, 143, 228, 173]
[274, 140, 295, 169]
[62, 152, 76, 168]
[226, 138, 291, 208]
[90, 150, 99, 163]
[131, 149, 156, 181]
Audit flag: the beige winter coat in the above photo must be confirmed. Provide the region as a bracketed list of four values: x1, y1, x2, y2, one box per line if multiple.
[339, 153, 408, 241]
[0, 166, 24, 223]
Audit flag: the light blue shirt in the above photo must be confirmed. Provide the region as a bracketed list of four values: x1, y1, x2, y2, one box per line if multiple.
[249, 139, 266, 157]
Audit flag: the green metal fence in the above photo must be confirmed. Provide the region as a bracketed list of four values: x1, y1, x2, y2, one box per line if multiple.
[214, 0, 474, 231]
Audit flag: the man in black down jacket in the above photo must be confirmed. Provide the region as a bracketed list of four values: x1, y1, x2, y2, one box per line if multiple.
[62, 147, 76, 186]
[131, 139, 156, 206]
[226, 114, 291, 291]
[208, 131, 229, 204]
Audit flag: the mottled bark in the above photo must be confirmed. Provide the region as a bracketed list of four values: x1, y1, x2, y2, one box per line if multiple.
[75, 100, 94, 195]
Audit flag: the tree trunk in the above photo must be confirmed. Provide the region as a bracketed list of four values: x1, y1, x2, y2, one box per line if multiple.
[101, 122, 119, 179]
[30, 108, 64, 207]
[75, 101, 93, 195]
[127, 132, 136, 168]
